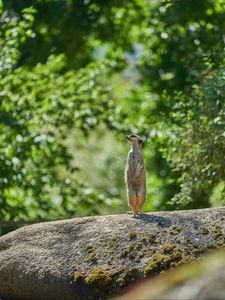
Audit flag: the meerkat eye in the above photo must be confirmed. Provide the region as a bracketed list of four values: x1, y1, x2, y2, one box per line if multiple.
[130, 134, 136, 138]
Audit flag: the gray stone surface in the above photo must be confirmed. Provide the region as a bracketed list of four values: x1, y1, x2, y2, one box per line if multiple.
[0, 207, 224, 300]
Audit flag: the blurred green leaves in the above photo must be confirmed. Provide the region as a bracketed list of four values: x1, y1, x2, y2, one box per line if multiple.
[0, 3, 36, 74]
[170, 55, 225, 208]
[0, 5, 121, 220]
[1, 0, 225, 220]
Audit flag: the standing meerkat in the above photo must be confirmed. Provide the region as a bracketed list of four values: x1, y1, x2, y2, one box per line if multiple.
[125, 134, 146, 217]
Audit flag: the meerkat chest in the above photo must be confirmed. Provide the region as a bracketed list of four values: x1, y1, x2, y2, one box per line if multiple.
[128, 149, 141, 163]
[127, 149, 142, 174]
[126, 148, 145, 188]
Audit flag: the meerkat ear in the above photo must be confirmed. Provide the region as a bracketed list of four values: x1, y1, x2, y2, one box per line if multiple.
[138, 139, 143, 145]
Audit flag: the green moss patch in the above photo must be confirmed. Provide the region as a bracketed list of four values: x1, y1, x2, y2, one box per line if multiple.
[74, 271, 83, 282]
[85, 268, 112, 291]
[141, 236, 147, 243]
[108, 241, 114, 249]
[201, 227, 209, 235]
[116, 277, 125, 287]
[148, 233, 157, 243]
[181, 256, 194, 264]
[144, 245, 182, 277]
[130, 231, 137, 240]
[163, 243, 176, 254]
[207, 244, 217, 250]
[169, 225, 182, 235]
[85, 252, 97, 263]
[212, 225, 223, 239]
[120, 243, 135, 259]
[217, 241, 225, 248]
[85, 245, 94, 253]
[116, 268, 140, 287]
[136, 242, 143, 250]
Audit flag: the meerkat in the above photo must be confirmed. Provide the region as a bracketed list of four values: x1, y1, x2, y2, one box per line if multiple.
[125, 134, 146, 217]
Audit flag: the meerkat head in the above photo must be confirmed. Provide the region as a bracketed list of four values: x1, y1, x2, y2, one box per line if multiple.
[125, 134, 143, 146]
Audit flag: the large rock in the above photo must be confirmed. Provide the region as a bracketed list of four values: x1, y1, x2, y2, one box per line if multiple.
[0, 207, 224, 300]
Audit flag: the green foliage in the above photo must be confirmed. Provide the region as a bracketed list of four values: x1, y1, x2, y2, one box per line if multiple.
[0, 4, 35, 73]
[4, 0, 147, 69]
[170, 55, 225, 208]
[113, 0, 225, 210]
[1, 0, 225, 221]
[67, 128, 127, 203]
[137, 0, 225, 92]
[0, 4, 120, 220]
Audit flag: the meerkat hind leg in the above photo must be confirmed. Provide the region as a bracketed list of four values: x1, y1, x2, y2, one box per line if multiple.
[128, 195, 139, 217]
[131, 204, 139, 218]
[137, 195, 145, 215]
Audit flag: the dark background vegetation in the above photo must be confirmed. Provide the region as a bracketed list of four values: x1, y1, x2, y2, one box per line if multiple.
[0, 0, 224, 223]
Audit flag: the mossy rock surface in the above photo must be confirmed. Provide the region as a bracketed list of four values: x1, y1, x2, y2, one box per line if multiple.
[115, 252, 225, 300]
[0, 207, 225, 300]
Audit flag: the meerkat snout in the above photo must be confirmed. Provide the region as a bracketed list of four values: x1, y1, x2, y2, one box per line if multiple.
[124, 134, 146, 217]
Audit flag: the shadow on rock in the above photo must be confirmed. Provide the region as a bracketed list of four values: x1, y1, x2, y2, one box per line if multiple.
[137, 214, 172, 228]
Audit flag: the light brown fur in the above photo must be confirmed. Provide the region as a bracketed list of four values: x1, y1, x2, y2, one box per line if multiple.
[125, 134, 146, 217]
